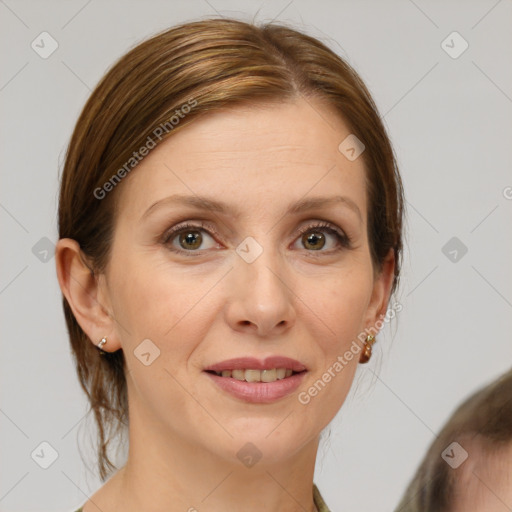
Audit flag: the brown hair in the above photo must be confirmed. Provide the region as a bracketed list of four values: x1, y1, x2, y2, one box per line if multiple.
[57, 17, 405, 481]
[395, 367, 512, 511]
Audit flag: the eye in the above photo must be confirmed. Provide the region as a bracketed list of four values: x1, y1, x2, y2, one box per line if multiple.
[293, 221, 351, 252]
[163, 222, 219, 255]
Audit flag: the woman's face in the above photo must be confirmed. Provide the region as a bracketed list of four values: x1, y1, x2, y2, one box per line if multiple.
[100, 97, 394, 466]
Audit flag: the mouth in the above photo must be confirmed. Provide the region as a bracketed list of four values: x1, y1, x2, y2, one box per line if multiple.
[203, 356, 308, 403]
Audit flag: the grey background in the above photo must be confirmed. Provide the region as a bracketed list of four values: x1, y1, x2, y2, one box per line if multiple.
[1, 1, 511, 511]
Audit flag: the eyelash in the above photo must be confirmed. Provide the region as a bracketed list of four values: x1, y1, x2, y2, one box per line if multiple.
[162, 220, 352, 257]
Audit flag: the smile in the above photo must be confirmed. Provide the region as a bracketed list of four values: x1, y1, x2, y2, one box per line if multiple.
[203, 356, 308, 402]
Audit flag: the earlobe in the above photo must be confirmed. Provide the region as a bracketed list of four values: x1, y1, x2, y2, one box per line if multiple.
[55, 238, 119, 351]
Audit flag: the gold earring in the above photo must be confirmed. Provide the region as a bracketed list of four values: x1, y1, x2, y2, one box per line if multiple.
[359, 335, 376, 364]
[97, 336, 107, 355]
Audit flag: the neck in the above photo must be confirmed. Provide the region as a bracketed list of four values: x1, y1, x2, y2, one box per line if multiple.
[106, 392, 320, 512]
[117, 433, 319, 511]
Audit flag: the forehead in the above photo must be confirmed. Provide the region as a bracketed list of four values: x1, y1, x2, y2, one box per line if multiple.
[116, 97, 368, 222]
[453, 441, 512, 510]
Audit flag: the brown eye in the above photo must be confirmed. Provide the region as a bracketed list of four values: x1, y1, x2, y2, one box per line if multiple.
[302, 231, 326, 251]
[163, 222, 219, 254]
[178, 230, 203, 250]
[294, 222, 351, 253]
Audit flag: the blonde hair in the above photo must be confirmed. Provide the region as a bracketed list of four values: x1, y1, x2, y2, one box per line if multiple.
[58, 17, 405, 481]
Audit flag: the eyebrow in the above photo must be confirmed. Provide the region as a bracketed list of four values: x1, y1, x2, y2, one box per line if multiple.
[141, 193, 363, 223]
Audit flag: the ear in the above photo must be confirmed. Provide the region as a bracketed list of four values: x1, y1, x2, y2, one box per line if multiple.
[364, 248, 396, 332]
[55, 238, 121, 352]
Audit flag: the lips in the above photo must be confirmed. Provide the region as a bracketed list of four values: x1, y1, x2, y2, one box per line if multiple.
[203, 356, 308, 403]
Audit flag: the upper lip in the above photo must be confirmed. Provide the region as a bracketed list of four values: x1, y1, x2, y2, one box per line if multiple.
[204, 356, 307, 373]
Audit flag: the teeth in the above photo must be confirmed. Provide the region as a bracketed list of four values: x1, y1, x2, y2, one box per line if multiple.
[232, 369, 244, 380]
[245, 369, 260, 382]
[214, 368, 298, 382]
[261, 369, 277, 382]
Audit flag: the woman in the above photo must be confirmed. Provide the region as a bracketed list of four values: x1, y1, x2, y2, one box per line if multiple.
[56, 17, 404, 512]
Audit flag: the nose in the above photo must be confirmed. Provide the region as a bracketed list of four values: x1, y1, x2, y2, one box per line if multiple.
[224, 242, 296, 338]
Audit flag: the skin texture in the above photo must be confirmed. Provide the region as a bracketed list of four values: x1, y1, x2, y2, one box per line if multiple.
[56, 97, 395, 512]
[451, 441, 512, 512]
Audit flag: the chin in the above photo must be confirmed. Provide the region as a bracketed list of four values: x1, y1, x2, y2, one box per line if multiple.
[220, 422, 315, 466]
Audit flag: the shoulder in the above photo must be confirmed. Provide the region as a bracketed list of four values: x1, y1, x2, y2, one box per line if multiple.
[313, 483, 332, 512]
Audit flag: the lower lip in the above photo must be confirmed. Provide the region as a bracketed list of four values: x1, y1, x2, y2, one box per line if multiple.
[204, 371, 307, 403]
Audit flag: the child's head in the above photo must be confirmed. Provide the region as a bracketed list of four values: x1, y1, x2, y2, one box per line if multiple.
[449, 434, 512, 511]
[396, 367, 512, 511]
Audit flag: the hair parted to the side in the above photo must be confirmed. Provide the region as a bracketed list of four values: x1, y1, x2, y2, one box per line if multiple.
[57, 17, 405, 481]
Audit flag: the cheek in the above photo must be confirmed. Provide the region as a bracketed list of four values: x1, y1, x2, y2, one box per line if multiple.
[110, 256, 213, 417]
[110, 250, 220, 358]
[308, 264, 373, 350]
[293, 266, 373, 418]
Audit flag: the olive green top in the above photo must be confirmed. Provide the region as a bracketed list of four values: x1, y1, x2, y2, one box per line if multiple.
[313, 483, 331, 511]
[73, 483, 331, 511]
